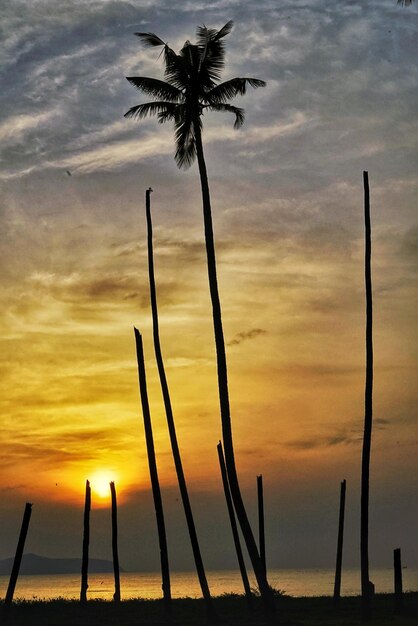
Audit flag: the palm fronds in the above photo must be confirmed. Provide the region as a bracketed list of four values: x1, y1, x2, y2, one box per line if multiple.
[174, 111, 199, 169]
[207, 78, 266, 103]
[124, 101, 177, 121]
[126, 77, 182, 101]
[207, 103, 245, 129]
[134, 32, 166, 47]
[125, 21, 266, 167]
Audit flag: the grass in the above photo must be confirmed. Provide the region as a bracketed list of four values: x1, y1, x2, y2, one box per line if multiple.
[1, 592, 417, 625]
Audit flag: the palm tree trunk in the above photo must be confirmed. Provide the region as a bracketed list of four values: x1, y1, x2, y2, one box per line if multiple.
[80, 480, 91, 604]
[134, 328, 172, 620]
[217, 442, 253, 612]
[361, 170, 373, 621]
[193, 119, 274, 619]
[110, 481, 121, 603]
[144, 188, 216, 621]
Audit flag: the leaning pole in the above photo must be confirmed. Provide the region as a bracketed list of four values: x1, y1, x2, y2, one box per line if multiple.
[134, 327, 172, 619]
[144, 188, 215, 621]
[3, 502, 33, 619]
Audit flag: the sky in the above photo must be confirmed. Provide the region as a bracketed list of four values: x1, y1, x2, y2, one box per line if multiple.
[0, 0, 417, 582]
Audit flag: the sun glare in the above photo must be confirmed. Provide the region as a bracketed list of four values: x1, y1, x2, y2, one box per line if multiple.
[90, 471, 117, 499]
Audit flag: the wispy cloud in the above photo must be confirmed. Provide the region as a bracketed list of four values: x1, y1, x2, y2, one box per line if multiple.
[286, 418, 391, 451]
[228, 328, 267, 346]
[0, 108, 63, 144]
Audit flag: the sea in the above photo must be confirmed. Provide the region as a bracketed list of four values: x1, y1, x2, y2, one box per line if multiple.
[0, 568, 417, 601]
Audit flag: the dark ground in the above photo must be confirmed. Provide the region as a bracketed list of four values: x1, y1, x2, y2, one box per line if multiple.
[1, 592, 418, 625]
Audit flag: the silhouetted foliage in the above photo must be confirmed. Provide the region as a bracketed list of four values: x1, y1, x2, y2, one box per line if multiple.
[125, 23, 273, 620]
[124, 21, 265, 169]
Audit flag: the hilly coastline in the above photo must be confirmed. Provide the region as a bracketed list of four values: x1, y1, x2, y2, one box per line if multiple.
[0, 553, 123, 575]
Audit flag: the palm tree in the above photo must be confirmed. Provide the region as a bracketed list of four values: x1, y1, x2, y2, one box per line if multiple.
[124, 22, 273, 616]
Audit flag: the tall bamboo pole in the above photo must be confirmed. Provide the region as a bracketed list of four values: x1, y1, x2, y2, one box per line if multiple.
[134, 327, 171, 619]
[3, 502, 32, 617]
[110, 481, 121, 603]
[80, 480, 91, 604]
[217, 442, 253, 612]
[361, 170, 374, 620]
[144, 188, 215, 620]
[257, 475, 266, 576]
[333, 479, 346, 605]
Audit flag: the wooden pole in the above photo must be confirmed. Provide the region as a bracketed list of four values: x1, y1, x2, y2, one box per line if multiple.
[333, 479, 346, 605]
[217, 442, 253, 612]
[80, 480, 91, 604]
[257, 475, 266, 576]
[145, 188, 215, 621]
[3, 502, 32, 617]
[394, 548, 403, 613]
[134, 327, 171, 619]
[360, 170, 374, 621]
[110, 481, 121, 603]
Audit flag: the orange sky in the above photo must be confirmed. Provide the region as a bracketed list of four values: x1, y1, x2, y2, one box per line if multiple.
[1, 0, 417, 573]
[1, 180, 417, 506]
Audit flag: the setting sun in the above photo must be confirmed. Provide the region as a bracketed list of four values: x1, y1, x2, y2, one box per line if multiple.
[90, 471, 117, 499]
[1, 1, 418, 620]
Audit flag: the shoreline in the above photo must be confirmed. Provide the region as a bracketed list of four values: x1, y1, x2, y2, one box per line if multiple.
[2, 591, 418, 625]
[2, 567, 417, 602]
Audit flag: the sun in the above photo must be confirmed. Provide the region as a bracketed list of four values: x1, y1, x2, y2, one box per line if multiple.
[90, 471, 117, 499]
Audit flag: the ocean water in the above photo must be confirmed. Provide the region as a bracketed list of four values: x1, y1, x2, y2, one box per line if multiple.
[0, 568, 417, 601]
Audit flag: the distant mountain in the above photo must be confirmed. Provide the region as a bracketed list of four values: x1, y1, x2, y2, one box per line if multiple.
[0, 553, 123, 575]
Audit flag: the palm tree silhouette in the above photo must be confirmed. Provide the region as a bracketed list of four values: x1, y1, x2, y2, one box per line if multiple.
[124, 22, 273, 614]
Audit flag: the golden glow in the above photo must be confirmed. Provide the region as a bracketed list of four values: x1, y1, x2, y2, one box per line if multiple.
[90, 471, 117, 499]
[0, 202, 417, 508]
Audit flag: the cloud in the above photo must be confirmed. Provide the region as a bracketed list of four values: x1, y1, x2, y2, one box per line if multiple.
[400, 226, 418, 261]
[0, 0, 417, 572]
[0, 108, 63, 145]
[227, 328, 267, 346]
[286, 417, 391, 451]
[1, 113, 313, 180]
[286, 431, 362, 451]
[0, 424, 139, 472]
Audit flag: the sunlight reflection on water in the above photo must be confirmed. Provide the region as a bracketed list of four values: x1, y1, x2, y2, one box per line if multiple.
[0, 568, 417, 601]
